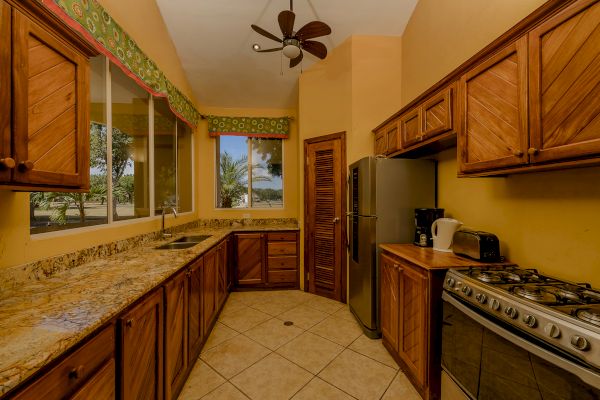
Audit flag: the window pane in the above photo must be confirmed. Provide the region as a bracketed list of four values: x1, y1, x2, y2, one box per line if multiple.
[153, 98, 176, 213]
[30, 56, 108, 234]
[177, 120, 193, 213]
[111, 65, 150, 221]
[217, 136, 249, 208]
[251, 138, 283, 208]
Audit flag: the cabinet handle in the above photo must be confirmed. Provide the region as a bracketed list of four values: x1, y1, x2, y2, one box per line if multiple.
[126, 318, 134, 327]
[513, 150, 524, 157]
[527, 148, 539, 156]
[68, 365, 84, 380]
[186, 270, 191, 277]
[0, 157, 15, 169]
[17, 160, 34, 172]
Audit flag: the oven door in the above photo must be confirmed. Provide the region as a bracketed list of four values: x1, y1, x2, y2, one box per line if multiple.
[442, 292, 600, 400]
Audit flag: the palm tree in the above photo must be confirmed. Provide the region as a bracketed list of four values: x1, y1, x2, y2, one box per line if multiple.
[218, 152, 271, 208]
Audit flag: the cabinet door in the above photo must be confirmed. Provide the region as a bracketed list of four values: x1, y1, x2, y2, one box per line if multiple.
[374, 129, 387, 156]
[69, 359, 115, 400]
[235, 233, 264, 286]
[217, 241, 227, 308]
[400, 108, 422, 147]
[164, 270, 188, 400]
[12, 10, 89, 188]
[120, 289, 164, 400]
[398, 263, 428, 388]
[0, 0, 11, 182]
[529, 0, 600, 163]
[380, 254, 400, 352]
[422, 86, 453, 139]
[385, 121, 400, 154]
[458, 37, 529, 173]
[188, 257, 203, 361]
[203, 248, 218, 333]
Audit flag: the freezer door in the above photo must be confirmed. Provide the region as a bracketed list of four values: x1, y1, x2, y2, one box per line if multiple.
[349, 157, 376, 217]
[348, 214, 377, 332]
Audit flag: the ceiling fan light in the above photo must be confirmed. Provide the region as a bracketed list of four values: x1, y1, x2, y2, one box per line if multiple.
[282, 44, 301, 59]
[252, 43, 261, 51]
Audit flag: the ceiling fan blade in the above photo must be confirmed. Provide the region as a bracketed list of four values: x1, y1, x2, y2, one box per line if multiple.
[290, 50, 303, 68]
[257, 47, 283, 53]
[278, 10, 295, 37]
[296, 21, 332, 40]
[251, 24, 282, 43]
[301, 40, 327, 59]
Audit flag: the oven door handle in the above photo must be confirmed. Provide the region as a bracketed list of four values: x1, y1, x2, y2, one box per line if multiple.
[442, 292, 600, 389]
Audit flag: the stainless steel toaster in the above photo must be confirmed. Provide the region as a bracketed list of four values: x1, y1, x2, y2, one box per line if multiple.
[452, 229, 500, 262]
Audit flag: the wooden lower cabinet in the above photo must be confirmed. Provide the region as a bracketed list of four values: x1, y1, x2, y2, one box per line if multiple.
[70, 359, 115, 400]
[217, 241, 228, 308]
[188, 256, 204, 362]
[119, 289, 164, 400]
[235, 233, 265, 286]
[164, 270, 188, 400]
[203, 247, 218, 334]
[380, 254, 400, 352]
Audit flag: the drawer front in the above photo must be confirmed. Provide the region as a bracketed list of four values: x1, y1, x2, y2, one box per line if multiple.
[268, 242, 297, 256]
[14, 324, 115, 400]
[268, 270, 297, 283]
[267, 232, 297, 241]
[268, 256, 297, 270]
[69, 358, 115, 400]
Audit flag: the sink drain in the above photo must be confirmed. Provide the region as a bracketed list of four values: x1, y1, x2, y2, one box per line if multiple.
[283, 321, 294, 326]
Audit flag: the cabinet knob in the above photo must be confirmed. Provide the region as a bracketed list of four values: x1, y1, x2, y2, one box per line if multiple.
[0, 157, 15, 169]
[126, 318, 134, 327]
[68, 365, 84, 380]
[18, 160, 34, 172]
[513, 150, 524, 157]
[186, 270, 192, 277]
[527, 148, 539, 156]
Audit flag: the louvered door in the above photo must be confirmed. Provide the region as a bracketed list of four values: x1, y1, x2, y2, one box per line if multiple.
[380, 254, 400, 352]
[120, 289, 164, 400]
[0, 1, 10, 182]
[398, 262, 428, 389]
[164, 270, 188, 400]
[459, 37, 529, 173]
[305, 133, 345, 301]
[12, 9, 89, 188]
[529, 0, 600, 163]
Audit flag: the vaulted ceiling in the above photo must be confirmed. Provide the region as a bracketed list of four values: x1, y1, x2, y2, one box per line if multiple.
[156, 0, 418, 109]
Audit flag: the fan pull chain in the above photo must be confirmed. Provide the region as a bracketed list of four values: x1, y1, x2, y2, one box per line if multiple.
[280, 51, 284, 76]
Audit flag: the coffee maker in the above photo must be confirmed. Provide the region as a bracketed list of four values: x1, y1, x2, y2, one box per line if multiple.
[414, 208, 445, 247]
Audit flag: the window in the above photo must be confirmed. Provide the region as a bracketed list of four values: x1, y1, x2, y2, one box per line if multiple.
[29, 57, 194, 235]
[216, 136, 283, 208]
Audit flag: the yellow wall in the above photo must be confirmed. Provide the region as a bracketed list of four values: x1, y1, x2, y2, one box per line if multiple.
[402, 0, 600, 286]
[195, 106, 299, 220]
[0, 0, 198, 269]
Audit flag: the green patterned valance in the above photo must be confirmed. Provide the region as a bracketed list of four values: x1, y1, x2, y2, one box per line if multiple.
[41, 0, 200, 128]
[206, 115, 291, 139]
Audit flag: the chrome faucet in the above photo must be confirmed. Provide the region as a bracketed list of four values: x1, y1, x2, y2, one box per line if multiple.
[161, 206, 178, 238]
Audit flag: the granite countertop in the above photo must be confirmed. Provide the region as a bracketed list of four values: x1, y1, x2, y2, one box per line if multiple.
[0, 223, 298, 396]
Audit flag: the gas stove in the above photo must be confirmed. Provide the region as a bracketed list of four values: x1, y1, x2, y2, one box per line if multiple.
[443, 265, 600, 370]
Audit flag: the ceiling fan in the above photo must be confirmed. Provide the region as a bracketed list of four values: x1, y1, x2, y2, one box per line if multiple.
[251, 0, 332, 68]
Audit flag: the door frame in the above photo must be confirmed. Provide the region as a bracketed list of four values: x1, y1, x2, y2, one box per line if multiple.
[303, 131, 347, 303]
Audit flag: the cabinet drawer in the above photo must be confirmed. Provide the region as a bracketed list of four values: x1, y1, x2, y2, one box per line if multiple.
[13, 324, 115, 400]
[268, 256, 297, 270]
[268, 270, 297, 283]
[268, 242, 297, 256]
[69, 358, 115, 400]
[267, 232, 297, 241]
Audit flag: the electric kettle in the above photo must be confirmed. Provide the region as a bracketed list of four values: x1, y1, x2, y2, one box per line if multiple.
[431, 218, 463, 252]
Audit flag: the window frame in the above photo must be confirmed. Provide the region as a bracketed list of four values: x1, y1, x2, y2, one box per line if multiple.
[214, 135, 285, 210]
[30, 56, 195, 238]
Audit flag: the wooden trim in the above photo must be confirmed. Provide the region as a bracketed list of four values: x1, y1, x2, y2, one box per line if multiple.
[387, 131, 456, 159]
[0, 0, 10, 183]
[372, 0, 578, 133]
[458, 156, 600, 177]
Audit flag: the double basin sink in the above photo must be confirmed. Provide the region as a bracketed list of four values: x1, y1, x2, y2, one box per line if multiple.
[155, 235, 212, 250]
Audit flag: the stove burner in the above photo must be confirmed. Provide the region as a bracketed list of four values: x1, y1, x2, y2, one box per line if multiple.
[576, 307, 600, 327]
[552, 288, 582, 302]
[505, 272, 522, 283]
[473, 271, 503, 283]
[512, 285, 558, 304]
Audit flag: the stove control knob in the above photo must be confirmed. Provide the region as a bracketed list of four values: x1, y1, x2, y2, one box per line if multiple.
[544, 323, 561, 339]
[475, 293, 487, 304]
[504, 306, 518, 319]
[461, 286, 472, 296]
[490, 299, 501, 311]
[446, 278, 455, 288]
[523, 314, 537, 328]
[570, 335, 590, 351]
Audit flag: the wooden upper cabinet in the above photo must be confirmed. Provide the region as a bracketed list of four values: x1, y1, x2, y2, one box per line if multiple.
[529, 0, 600, 164]
[459, 37, 529, 173]
[119, 289, 164, 400]
[400, 107, 422, 147]
[374, 127, 387, 156]
[380, 254, 400, 353]
[164, 270, 188, 400]
[11, 9, 89, 188]
[421, 86, 453, 139]
[0, 1, 11, 182]
[385, 121, 400, 154]
[235, 233, 265, 286]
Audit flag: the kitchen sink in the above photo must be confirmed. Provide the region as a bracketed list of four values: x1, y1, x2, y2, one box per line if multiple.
[172, 235, 212, 243]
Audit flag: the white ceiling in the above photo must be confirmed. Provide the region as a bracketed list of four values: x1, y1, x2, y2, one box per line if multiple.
[156, 0, 418, 109]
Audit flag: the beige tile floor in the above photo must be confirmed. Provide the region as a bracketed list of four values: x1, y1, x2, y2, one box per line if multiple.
[178, 290, 423, 400]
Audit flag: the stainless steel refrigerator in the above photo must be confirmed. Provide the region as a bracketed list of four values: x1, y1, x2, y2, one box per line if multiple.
[348, 156, 436, 338]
